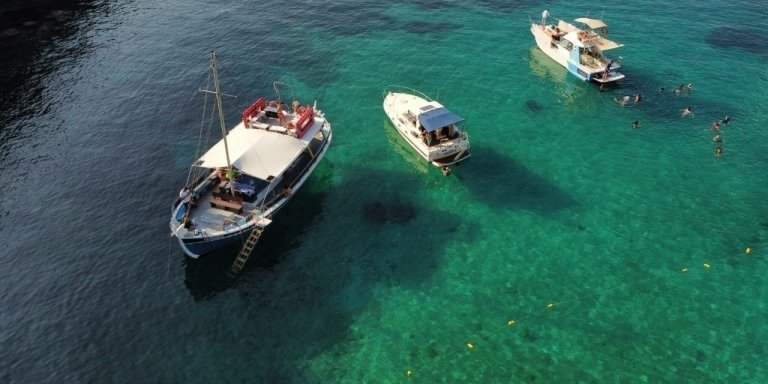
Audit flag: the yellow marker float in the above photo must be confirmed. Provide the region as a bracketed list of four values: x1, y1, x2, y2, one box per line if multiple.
[745, 247, 752, 254]
[405, 370, 413, 378]
[546, 303, 555, 309]
[681, 267, 689, 273]
[703, 263, 711, 269]
[466, 342, 475, 350]
[507, 320, 516, 326]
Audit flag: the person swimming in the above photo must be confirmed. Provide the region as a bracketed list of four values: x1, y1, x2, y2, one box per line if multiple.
[713, 134, 722, 143]
[634, 93, 642, 103]
[616, 95, 630, 106]
[714, 146, 723, 156]
[632, 120, 639, 129]
[720, 115, 731, 124]
[710, 121, 721, 131]
[681, 106, 693, 117]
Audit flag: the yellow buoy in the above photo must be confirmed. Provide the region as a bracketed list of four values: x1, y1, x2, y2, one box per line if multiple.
[466, 342, 475, 349]
[745, 247, 752, 254]
[681, 267, 689, 273]
[703, 263, 711, 269]
[546, 303, 555, 309]
[507, 320, 516, 326]
[406, 370, 413, 378]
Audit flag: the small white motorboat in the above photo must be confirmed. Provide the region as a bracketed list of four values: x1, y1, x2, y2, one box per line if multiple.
[383, 86, 470, 171]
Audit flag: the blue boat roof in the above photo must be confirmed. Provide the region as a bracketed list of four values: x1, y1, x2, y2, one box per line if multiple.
[418, 107, 464, 132]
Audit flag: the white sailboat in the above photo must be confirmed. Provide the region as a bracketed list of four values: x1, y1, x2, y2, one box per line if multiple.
[382, 86, 470, 172]
[170, 52, 332, 263]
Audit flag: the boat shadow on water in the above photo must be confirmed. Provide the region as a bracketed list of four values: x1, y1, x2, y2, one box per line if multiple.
[457, 146, 579, 216]
[184, 166, 479, 382]
[183, 164, 478, 294]
[382, 120, 432, 174]
[182, 164, 336, 301]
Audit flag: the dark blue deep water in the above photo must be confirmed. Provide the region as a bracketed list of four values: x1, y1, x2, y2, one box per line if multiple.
[1, 0, 767, 382]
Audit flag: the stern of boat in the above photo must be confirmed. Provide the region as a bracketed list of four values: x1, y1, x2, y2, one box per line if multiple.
[591, 70, 625, 83]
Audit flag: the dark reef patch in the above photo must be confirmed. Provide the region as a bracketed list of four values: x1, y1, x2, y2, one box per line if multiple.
[363, 201, 417, 225]
[706, 26, 768, 56]
[526, 99, 543, 113]
[404, 20, 460, 35]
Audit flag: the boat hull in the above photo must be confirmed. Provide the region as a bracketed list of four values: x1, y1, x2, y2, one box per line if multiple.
[178, 223, 258, 257]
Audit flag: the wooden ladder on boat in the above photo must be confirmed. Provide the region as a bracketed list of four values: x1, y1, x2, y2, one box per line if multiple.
[228, 217, 271, 276]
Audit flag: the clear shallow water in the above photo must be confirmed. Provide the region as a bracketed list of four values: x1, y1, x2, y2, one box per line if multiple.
[1, 0, 767, 382]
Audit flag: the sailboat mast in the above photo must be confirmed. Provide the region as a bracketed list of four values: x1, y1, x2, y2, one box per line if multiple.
[209, 51, 233, 176]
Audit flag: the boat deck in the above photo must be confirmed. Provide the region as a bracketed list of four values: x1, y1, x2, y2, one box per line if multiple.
[179, 124, 330, 237]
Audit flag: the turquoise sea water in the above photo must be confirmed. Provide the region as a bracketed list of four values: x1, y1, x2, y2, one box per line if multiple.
[1, 0, 767, 382]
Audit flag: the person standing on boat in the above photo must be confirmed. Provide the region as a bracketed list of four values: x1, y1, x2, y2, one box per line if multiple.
[541, 9, 550, 26]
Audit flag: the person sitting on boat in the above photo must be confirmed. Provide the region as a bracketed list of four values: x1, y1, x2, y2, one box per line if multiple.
[179, 187, 192, 204]
[427, 131, 437, 146]
[419, 126, 427, 143]
[215, 167, 227, 182]
[550, 27, 562, 41]
[226, 167, 238, 181]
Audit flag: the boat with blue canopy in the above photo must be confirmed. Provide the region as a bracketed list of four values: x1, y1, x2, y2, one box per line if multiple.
[383, 86, 470, 172]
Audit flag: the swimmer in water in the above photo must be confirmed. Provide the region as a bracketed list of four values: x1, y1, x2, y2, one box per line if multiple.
[681, 106, 693, 118]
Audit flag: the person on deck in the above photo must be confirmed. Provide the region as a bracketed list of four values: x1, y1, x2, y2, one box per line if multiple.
[215, 168, 227, 182]
[179, 187, 192, 204]
[226, 167, 237, 181]
[541, 9, 550, 26]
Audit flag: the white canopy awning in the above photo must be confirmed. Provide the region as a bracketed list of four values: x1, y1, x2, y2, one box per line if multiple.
[574, 17, 607, 29]
[563, 31, 623, 51]
[594, 37, 623, 50]
[195, 125, 306, 180]
[562, 31, 585, 47]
